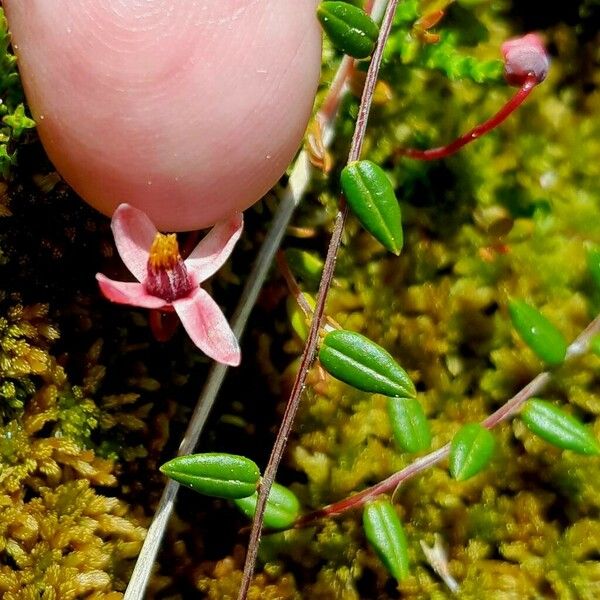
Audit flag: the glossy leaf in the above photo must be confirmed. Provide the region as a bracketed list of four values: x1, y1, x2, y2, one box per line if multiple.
[317, 2, 379, 59]
[508, 299, 567, 366]
[319, 329, 416, 398]
[363, 499, 410, 582]
[160, 453, 260, 499]
[234, 482, 301, 530]
[521, 399, 600, 455]
[449, 423, 495, 481]
[387, 397, 431, 453]
[341, 160, 403, 255]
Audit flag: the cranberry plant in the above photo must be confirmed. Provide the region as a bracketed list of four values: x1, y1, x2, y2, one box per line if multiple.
[150, 2, 600, 598]
[104, 1, 600, 597]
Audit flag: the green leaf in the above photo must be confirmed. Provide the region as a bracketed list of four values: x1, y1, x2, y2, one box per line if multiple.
[590, 335, 600, 357]
[2, 103, 35, 138]
[449, 423, 495, 481]
[521, 399, 600, 455]
[387, 397, 431, 453]
[317, 2, 379, 59]
[160, 453, 260, 499]
[508, 299, 567, 367]
[234, 482, 301, 530]
[341, 160, 403, 255]
[319, 329, 416, 398]
[363, 499, 410, 582]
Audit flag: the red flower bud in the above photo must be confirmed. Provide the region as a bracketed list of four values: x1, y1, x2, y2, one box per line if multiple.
[502, 33, 549, 87]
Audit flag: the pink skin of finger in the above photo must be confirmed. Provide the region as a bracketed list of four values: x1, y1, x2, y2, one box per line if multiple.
[3, 0, 322, 231]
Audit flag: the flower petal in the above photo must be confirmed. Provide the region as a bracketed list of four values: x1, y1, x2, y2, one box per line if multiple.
[111, 203, 157, 282]
[96, 273, 166, 309]
[185, 213, 243, 283]
[174, 288, 240, 366]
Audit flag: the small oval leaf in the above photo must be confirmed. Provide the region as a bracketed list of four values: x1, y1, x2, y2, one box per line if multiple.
[363, 499, 410, 582]
[341, 160, 403, 255]
[160, 453, 260, 499]
[387, 397, 431, 453]
[521, 398, 600, 455]
[319, 330, 416, 398]
[449, 423, 495, 481]
[317, 1, 380, 59]
[234, 482, 301, 530]
[508, 299, 567, 366]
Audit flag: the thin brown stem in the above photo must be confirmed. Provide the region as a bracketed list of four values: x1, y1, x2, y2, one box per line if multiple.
[293, 312, 600, 528]
[397, 74, 537, 160]
[236, 1, 404, 597]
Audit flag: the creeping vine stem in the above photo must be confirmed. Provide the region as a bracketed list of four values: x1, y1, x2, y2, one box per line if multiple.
[291, 312, 600, 527]
[237, 0, 404, 597]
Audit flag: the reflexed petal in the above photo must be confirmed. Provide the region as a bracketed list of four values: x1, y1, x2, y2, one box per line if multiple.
[111, 203, 158, 282]
[185, 213, 243, 283]
[96, 273, 166, 309]
[174, 288, 240, 366]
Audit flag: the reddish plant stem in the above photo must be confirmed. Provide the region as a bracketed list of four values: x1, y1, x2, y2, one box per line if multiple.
[293, 313, 600, 528]
[124, 4, 379, 597]
[397, 74, 537, 160]
[236, 2, 403, 598]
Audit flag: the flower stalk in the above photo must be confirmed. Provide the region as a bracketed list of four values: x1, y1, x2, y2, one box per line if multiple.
[397, 73, 538, 160]
[397, 33, 549, 160]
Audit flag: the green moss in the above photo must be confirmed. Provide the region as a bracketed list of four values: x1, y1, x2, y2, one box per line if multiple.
[0, 480, 145, 598]
[0, 9, 35, 180]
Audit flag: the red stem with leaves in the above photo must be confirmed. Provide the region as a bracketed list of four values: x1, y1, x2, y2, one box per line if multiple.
[292, 313, 600, 528]
[236, 1, 404, 597]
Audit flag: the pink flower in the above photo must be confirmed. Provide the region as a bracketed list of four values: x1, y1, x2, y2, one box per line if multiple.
[502, 33, 549, 87]
[96, 204, 243, 366]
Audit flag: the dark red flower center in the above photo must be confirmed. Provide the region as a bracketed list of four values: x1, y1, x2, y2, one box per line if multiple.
[144, 233, 194, 302]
